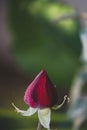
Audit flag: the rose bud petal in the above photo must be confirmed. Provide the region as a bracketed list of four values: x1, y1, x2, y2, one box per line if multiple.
[24, 69, 58, 109]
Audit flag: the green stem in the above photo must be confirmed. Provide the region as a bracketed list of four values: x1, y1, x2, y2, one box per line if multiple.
[37, 121, 42, 130]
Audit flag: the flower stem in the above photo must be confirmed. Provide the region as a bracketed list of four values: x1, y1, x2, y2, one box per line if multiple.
[37, 121, 42, 130]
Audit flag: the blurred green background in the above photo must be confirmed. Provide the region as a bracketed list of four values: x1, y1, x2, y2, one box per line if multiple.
[0, 0, 84, 129]
[9, 0, 81, 88]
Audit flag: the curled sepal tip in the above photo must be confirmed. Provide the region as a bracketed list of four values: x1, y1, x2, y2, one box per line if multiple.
[52, 95, 70, 110]
[12, 103, 37, 116]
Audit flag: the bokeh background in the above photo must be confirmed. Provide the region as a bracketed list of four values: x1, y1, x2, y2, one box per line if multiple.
[0, 0, 85, 130]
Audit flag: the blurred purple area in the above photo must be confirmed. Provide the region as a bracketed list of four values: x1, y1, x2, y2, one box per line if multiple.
[62, 0, 87, 13]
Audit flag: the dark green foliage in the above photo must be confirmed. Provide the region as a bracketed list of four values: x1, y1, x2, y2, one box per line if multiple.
[0, 109, 87, 130]
[8, 0, 81, 88]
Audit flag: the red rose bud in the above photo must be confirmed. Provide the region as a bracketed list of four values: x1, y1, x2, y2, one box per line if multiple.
[24, 69, 58, 109]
